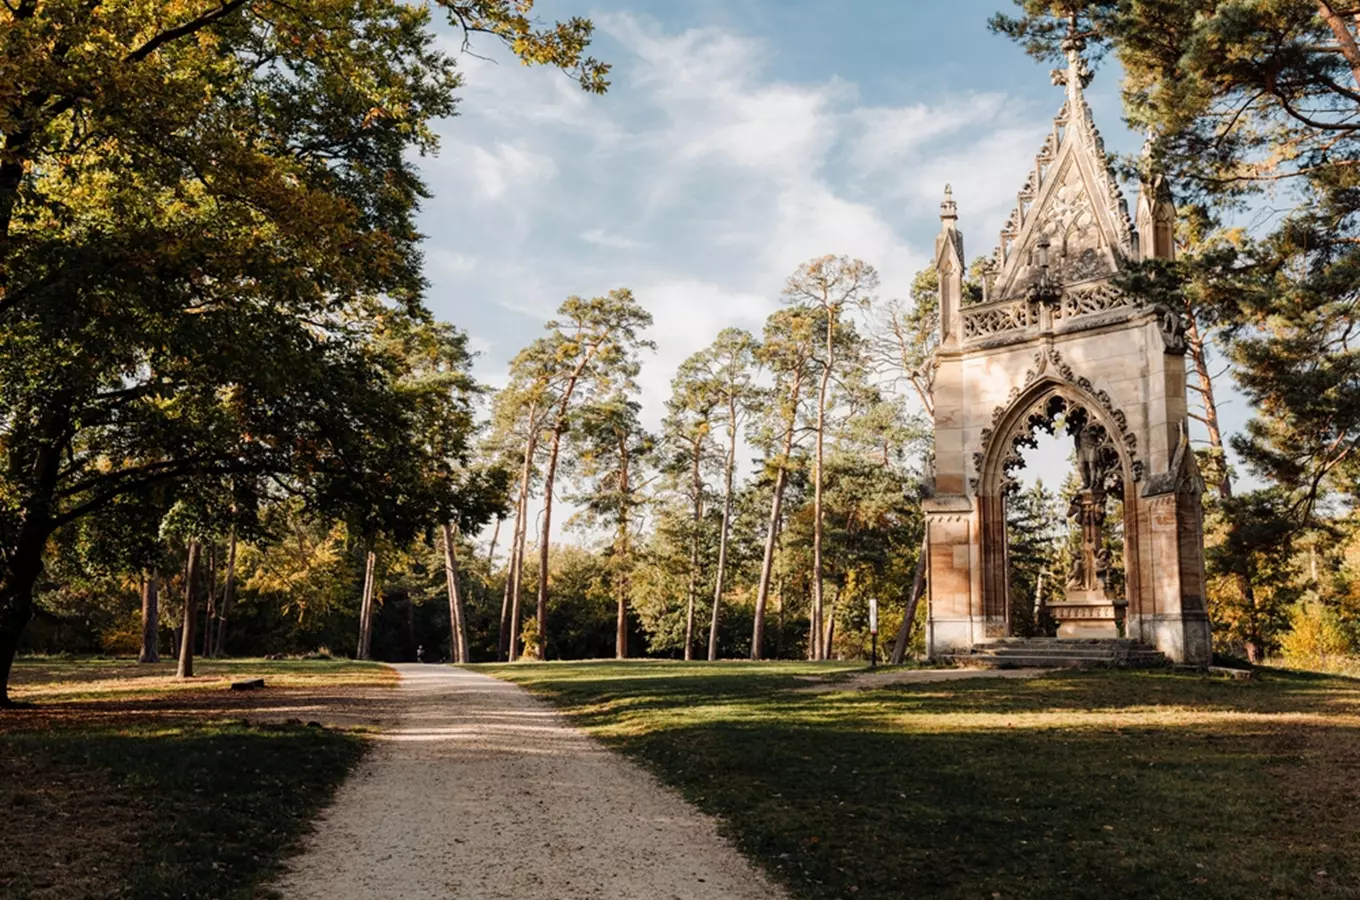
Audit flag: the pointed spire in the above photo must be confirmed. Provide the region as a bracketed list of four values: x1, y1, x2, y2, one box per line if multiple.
[940, 183, 958, 225]
[988, 15, 1135, 298]
[936, 184, 963, 269]
[1135, 133, 1177, 261]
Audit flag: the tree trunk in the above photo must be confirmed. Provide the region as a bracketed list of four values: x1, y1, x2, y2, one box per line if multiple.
[508, 503, 528, 662]
[499, 523, 517, 661]
[537, 419, 568, 662]
[1186, 309, 1253, 659]
[214, 531, 237, 658]
[0, 592, 32, 707]
[615, 441, 632, 660]
[751, 467, 786, 660]
[890, 535, 928, 665]
[822, 590, 838, 659]
[684, 439, 702, 662]
[139, 574, 160, 663]
[442, 521, 471, 664]
[1319, 1, 1360, 89]
[508, 412, 538, 662]
[0, 546, 44, 706]
[775, 567, 785, 659]
[356, 549, 376, 661]
[708, 406, 739, 661]
[201, 542, 217, 658]
[176, 540, 200, 679]
[753, 370, 803, 659]
[811, 315, 835, 660]
[486, 515, 502, 570]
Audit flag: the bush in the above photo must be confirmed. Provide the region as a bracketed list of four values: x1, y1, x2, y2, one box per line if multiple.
[1278, 602, 1353, 670]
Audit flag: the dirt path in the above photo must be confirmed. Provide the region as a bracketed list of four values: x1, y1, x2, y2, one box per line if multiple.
[275, 664, 787, 900]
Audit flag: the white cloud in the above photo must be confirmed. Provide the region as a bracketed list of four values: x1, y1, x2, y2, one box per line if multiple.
[580, 228, 649, 251]
[849, 94, 1009, 174]
[469, 142, 558, 200]
[419, 10, 1059, 432]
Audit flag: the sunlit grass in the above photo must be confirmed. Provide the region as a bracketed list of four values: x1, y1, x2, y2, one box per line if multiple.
[484, 660, 1360, 900]
[10, 656, 394, 703]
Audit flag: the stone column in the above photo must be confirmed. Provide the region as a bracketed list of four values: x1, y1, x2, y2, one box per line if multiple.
[923, 496, 980, 656]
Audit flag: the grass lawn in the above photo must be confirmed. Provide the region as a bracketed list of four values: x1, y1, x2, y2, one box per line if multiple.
[483, 660, 1360, 900]
[2, 657, 393, 900]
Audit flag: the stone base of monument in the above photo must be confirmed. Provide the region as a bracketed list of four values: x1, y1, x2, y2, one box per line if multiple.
[1049, 590, 1127, 639]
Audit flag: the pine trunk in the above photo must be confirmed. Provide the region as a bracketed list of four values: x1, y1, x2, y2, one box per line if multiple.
[214, 532, 237, 658]
[683, 440, 702, 662]
[1186, 310, 1256, 657]
[507, 413, 538, 662]
[752, 370, 802, 660]
[139, 574, 160, 663]
[822, 590, 838, 658]
[497, 522, 515, 661]
[1318, 1, 1360, 89]
[890, 535, 928, 665]
[615, 442, 632, 660]
[201, 543, 217, 658]
[176, 541, 200, 679]
[508, 501, 528, 662]
[811, 319, 834, 660]
[708, 409, 738, 661]
[536, 419, 566, 661]
[442, 521, 471, 664]
[356, 549, 376, 661]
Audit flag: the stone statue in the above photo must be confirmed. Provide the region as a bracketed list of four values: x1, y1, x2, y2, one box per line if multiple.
[1075, 424, 1106, 490]
[1065, 490, 1107, 593]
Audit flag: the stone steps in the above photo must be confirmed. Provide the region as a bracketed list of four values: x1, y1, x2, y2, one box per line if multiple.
[940, 638, 1169, 670]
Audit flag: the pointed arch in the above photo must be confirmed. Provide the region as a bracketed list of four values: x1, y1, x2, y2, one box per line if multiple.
[971, 370, 1144, 639]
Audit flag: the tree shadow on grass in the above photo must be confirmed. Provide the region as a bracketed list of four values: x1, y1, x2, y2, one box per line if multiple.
[628, 719, 1360, 900]
[1, 723, 363, 900]
[504, 663, 1360, 900]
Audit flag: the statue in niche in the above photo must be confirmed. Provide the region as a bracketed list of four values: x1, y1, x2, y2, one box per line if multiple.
[1066, 424, 1110, 595]
[1074, 423, 1108, 490]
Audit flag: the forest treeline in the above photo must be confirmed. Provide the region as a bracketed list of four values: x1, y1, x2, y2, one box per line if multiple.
[8, 2, 1360, 704]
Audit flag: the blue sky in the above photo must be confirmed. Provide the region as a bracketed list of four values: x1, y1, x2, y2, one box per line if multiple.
[414, 0, 1249, 494]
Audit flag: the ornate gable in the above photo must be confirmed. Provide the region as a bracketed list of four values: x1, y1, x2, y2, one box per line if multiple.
[992, 45, 1135, 300]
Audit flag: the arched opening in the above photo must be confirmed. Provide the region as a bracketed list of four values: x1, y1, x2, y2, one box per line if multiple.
[979, 381, 1136, 641]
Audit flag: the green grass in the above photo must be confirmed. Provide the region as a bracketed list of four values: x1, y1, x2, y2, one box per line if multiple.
[3, 657, 385, 899]
[9, 655, 393, 704]
[482, 660, 1360, 900]
[2, 719, 363, 899]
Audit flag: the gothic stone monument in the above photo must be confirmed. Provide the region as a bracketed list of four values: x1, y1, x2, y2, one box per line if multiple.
[923, 43, 1212, 665]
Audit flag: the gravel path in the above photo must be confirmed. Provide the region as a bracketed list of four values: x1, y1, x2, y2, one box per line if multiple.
[275, 664, 787, 900]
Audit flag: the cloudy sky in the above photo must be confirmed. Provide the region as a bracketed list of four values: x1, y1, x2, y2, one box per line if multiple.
[413, 0, 1249, 493]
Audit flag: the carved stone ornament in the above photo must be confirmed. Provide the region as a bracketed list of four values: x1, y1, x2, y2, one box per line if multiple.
[990, 46, 1135, 300]
[1158, 305, 1187, 353]
[971, 349, 1143, 493]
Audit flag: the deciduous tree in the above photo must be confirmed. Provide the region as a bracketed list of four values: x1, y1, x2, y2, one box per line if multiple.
[0, 0, 608, 703]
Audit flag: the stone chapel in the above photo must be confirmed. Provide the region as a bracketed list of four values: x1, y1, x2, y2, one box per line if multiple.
[923, 39, 1212, 665]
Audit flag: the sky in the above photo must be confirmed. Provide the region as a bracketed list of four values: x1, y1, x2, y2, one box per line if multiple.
[412, 0, 1252, 507]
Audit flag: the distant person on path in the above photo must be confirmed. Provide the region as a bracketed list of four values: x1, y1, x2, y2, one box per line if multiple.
[416, 645, 424, 664]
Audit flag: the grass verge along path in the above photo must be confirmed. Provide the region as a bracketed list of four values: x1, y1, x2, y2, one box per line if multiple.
[484, 660, 1360, 900]
[2, 657, 392, 900]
